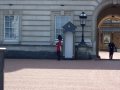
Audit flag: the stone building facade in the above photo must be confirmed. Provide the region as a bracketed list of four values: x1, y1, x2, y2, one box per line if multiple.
[0, 0, 120, 59]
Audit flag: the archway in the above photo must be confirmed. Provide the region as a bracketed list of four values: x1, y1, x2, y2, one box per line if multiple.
[97, 4, 120, 59]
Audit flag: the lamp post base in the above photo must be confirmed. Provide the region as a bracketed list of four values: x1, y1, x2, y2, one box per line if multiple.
[76, 42, 92, 60]
[78, 41, 88, 47]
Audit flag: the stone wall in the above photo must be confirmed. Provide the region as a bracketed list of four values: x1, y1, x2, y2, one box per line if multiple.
[0, 0, 104, 58]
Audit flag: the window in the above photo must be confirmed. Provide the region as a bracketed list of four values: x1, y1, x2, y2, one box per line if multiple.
[55, 16, 72, 40]
[4, 16, 19, 42]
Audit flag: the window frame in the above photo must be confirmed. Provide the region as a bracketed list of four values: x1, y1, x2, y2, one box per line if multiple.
[4, 15, 20, 42]
[55, 16, 72, 40]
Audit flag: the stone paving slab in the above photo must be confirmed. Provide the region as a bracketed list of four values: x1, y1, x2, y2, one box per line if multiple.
[99, 51, 120, 59]
[4, 59, 120, 90]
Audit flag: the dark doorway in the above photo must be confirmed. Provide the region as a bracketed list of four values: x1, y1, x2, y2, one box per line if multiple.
[97, 5, 120, 60]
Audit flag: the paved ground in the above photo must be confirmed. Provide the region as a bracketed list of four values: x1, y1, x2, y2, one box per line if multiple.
[4, 56, 120, 90]
[99, 51, 120, 59]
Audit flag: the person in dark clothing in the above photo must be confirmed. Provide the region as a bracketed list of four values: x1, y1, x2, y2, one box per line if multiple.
[108, 42, 115, 59]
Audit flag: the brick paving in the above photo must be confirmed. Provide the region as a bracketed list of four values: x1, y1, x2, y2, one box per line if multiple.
[4, 53, 120, 90]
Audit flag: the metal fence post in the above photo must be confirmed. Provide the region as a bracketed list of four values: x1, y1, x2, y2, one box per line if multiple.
[0, 48, 6, 90]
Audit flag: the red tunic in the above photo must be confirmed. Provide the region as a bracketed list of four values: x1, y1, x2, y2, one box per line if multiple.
[56, 41, 61, 52]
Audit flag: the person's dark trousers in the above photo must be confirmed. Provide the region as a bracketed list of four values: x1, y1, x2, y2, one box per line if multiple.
[109, 52, 113, 59]
[57, 51, 61, 60]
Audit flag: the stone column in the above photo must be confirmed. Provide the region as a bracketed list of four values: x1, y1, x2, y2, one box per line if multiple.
[92, 17, 97, 59]
[0, 48, 6, 90]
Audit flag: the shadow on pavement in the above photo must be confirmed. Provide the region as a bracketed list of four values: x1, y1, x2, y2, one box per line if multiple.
[4, 59, 120, 72]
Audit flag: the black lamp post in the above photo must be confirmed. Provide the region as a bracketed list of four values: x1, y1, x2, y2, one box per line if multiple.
[79, 12, 87, 45]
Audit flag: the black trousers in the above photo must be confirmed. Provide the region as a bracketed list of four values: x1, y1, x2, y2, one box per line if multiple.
[57, 51, 61, 60]
[109, 51, 114, 59]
